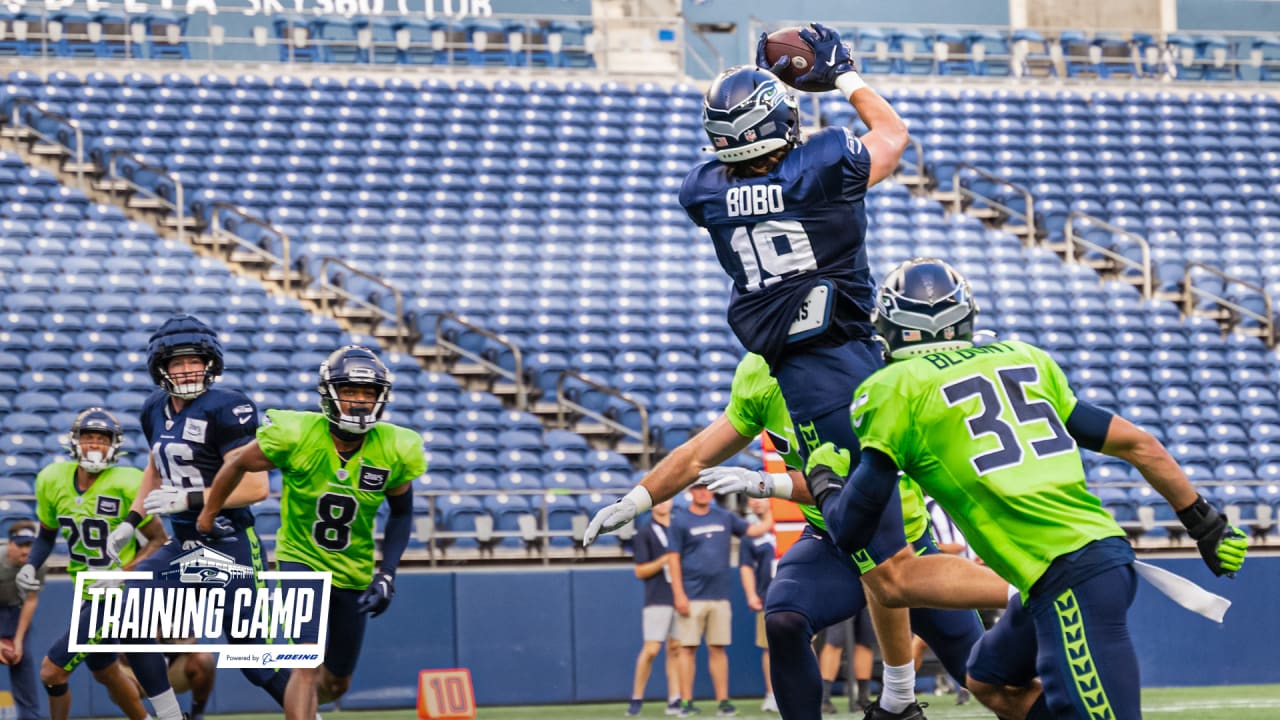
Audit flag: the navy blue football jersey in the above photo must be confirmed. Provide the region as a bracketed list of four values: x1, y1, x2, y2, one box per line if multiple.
[680, 126, 876, 366]
[140, 386, 259, 530]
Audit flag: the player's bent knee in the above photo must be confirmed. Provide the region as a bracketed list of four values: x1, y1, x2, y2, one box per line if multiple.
[319, 672, 350, 702]
[861, 558, 911, 608]
[764, 610, 811, 646]
[40, 659, 70, 688]
[966, 677, 1014, 715]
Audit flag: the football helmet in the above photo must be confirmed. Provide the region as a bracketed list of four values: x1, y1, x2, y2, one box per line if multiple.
[318, 345, 392, 435]
[69, 407, 124, 474]
[147, 315, 224, 399]
[702, 66, 800, 163]
[873, 258, 978, 360]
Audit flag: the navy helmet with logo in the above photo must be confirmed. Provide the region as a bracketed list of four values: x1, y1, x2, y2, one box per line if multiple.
[318, 345, 392, 435]
[147, 315, 224, 400]
[69, 407, 124, 473]
[702, 66, 801, 163]
[873, 258, 978, 360]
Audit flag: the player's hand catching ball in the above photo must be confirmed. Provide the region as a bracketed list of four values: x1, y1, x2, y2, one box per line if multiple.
[794, 23, 856, 92]
[358, 572, 395, 617]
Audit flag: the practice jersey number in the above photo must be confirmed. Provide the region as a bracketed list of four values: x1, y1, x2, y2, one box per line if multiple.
[152, 442, 204, 489]
[730, 220, 818, 291]
[313, 493, 358, 551]
[941, 365, 1075, 475]
[59, 517, 113, 568]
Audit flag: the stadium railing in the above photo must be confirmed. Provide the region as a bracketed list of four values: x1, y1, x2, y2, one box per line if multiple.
[556, 370, 655, 470]
[1063, 213, 1154, 300]
[950, 164, 1036, 247]
[431, 311, 534, 411]
[752, 18, 1280, 83]
[1182, 263, 1276, 347]
[208, 202, 300, 294]
[306, 255, 413, 352]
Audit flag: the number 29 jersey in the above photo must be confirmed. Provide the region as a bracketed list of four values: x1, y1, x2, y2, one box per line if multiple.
[257, 409, 426, 590]
[679, 127, 875, 366]
[35, 463, 149, 578]
[141, 386, 259, 532]
[850, 340, 1126, 595]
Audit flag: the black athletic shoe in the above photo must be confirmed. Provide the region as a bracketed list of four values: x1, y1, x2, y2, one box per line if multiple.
[862, 700, 928, 720]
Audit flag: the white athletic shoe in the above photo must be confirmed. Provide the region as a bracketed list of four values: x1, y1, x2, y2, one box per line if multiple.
[761, 693, 779, 712]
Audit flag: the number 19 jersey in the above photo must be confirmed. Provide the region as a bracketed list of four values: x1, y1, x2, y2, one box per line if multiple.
[850, 340, 1125, 595]
[679, 127, 876, 366]
[257, 410, 426, 590]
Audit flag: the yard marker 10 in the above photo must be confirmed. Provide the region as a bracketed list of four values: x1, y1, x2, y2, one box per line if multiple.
[418, 668, 476, 720]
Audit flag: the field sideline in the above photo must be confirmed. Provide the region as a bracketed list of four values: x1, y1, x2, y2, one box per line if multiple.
[84, 684, 1280, 720]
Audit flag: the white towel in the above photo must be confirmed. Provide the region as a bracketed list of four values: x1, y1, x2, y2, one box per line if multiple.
[1134, 561, 1232, 624]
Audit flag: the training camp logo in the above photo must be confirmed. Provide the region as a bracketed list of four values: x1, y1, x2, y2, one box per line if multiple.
[69, 557, 333, 669]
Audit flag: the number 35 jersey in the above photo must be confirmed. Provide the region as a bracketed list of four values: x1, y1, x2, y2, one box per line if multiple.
[850, 340, 1125, 595]
[35, 463, 150, 577]
[141, 386, 259, 532]
[680, 126, 875, 367]
[258, 409, 426, 590]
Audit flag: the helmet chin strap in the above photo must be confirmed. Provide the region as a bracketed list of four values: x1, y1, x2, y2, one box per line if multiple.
[328, 421, 367, 443]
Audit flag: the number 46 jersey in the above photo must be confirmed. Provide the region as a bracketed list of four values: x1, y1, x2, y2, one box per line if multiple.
[680, 126, 875, 367]
[35, 463, 150, 577]
[850, 340, 1126, 595]
[257, 409, 426, 590]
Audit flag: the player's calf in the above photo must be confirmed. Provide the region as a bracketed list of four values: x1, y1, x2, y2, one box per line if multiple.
[317, 669, 351, 704]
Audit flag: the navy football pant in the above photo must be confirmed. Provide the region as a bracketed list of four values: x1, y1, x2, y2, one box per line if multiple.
[764, 526, 984, 719]
[126, 527, 289, 703]
[771, 338, 885, 466]
[968, 564, 1140, 720]
[278, 561, 369, 678]
[0, 604, 41, 720]
[47, 598, 123, 673]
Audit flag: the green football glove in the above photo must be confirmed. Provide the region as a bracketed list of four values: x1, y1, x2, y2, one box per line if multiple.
[1176, 495, 1249, 577]
[804, 443, 851, 508]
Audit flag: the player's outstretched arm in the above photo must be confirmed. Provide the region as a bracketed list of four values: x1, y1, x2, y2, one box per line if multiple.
[1080, 405, 1249, 576]
[807, 443, 902, 553]
[582, 415, 751, 545]
[197, 440, 276, 535]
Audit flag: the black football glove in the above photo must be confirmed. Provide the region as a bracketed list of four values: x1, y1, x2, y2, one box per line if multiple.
[358, 572, 395, 617]
[804, 443, 851, 508]
[1177, 495, 1248, 577]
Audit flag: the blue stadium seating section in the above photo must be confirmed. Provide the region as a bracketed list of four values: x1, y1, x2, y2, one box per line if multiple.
[4, 69, 1280, 548]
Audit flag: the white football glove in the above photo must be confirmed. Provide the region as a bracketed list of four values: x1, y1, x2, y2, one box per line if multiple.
[698, 466, 793, 499]
[89, 576, 125, 591]
[105, 522, 136, 563]
[15, 564, 40, 594]
[143, 487, 197, 515]
[583, 487, 653, 546]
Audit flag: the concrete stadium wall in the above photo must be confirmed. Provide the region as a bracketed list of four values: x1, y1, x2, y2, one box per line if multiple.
[5, 557, 1278, 716]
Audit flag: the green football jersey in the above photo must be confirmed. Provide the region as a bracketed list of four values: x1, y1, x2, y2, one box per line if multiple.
[723, 353, 929, 544]
[34, 462, 147, 580]
[258, 410, 426, 590]
[850, 340, 1125, 595]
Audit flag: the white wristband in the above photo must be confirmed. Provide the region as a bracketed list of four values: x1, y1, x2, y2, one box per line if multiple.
[835, 71, 868, 99]
[624, 486, 653, 514]
[766, 473, 794, 500]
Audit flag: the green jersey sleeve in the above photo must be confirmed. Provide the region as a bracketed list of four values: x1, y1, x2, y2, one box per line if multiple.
[389, 425, 426, 490]
[1023, 342, 1080, 420]
[724, 353, 772, 438]
[34, 465, 60, 529]
[258, 409, 306, 470]
[849, 374, 915, 471]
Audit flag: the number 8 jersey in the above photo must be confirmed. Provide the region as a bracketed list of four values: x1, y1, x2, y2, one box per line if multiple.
[257, 409, 426, 590]
[680, 126, 875, 367]
[35, 463, 151, 579]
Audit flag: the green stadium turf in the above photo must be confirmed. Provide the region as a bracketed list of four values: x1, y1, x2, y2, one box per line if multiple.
[112, 684, 1280, 720]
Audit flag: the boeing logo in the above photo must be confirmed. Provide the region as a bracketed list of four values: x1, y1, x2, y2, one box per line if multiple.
[263, 652, 320, 666]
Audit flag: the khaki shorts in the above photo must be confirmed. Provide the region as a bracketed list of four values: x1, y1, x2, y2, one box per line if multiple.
[675, 599, 732, 647]
[755, 611, 768, 649]
[642, 605, 678, 643]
